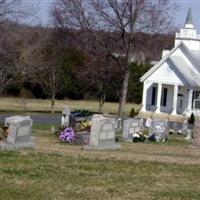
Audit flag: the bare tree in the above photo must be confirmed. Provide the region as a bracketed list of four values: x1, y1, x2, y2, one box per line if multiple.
[0, 22, 19, 95]
[21, 29, 67, 113]
[0, 65, 14, 95]
[52, 0, 177, 117]
[0, 0, 36, 23]
[0, 0, 37, 96]
[76, 52, 120, 113]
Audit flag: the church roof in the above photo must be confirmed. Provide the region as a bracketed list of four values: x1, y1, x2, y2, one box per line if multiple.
[140, 42, 182, 82]
[182, 46, 200, 74]
[185, 7, 193, 25]
[140, 42, 200, 88]
[169, 56, 200, 88]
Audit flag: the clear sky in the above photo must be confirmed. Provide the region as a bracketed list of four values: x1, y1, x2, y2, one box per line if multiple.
[24, 0, 200, 32]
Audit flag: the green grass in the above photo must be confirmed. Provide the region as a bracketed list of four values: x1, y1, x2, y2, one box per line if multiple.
[0, 150, 200, 200]
[0, 97, 140, 115]
[1, 129, 200, 200]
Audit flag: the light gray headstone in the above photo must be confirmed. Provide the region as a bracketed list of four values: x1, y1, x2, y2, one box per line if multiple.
[0, 116, 34, 150]
[185, 129, 192, 140]
[149, 119, 168, 142]
[61, 107, 71, 127]
[84, 115, 120, 150]
[122, 118, 143, 140]
[193, 119, 200, 147]
[172, 122, 187, 134]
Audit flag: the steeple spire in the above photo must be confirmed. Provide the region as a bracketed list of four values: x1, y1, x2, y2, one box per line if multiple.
[175, 7, 199, 50]
[185, 7, 193, 25]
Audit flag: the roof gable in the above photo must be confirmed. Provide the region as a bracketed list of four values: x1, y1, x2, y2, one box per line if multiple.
[140, 41, 200, 84]
[140, 42, 182, 82]
[145, 61, 184, 85]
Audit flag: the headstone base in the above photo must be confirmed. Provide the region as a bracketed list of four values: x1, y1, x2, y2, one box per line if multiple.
[0, 136, 35, 150]
[83, 144, 121, 150]
[121, 138, 133, 142]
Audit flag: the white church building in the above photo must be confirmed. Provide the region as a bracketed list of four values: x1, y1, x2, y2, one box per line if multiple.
[140, 9, 200, 117]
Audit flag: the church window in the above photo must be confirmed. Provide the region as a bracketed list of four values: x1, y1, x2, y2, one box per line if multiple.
[161, 88, 168, 107]
[151, 87, 157, 106]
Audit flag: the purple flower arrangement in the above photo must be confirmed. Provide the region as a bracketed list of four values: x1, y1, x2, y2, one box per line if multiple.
[59, 127, 75, 143]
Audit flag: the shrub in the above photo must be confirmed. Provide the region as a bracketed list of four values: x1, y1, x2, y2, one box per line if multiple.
[130, 107, 136, 117]
[19, 88, 34, 98]
[188, 113, 195, 125]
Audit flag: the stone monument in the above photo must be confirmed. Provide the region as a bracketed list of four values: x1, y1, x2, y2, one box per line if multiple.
[185, 129, 192, 140]
[193, 118, 200, 148]
[0, 116, 34, 150]
[61, 107, 71, 128]
[122, 118, 143, 140]
[84, 115, 120, 150]
[148, 119, 168, 142]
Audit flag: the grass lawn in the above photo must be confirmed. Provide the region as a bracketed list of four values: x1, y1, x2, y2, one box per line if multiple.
[1, 128, 200, 200]
[0, 97, 140, 115]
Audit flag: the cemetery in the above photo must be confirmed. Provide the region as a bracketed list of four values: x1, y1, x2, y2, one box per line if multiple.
[1, 106, 200, 200]
[0, 92, 200, 200]
[1, 106, 199, 154]
[1, 2, 200, 199]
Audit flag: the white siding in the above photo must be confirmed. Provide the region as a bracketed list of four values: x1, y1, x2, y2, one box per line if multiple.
[177, 86, 188, 114]
[146, 62, 183, 85]
[160, 85, 174, 113]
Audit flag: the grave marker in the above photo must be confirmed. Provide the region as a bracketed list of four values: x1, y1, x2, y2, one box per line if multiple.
[148, 119, 168, 142]
[193, 119, 200, 147]
[0, 116, 34, 150]
[84, 115, 120, 150]
[61, 107, 71, 127]
[122, 118, 143, 140]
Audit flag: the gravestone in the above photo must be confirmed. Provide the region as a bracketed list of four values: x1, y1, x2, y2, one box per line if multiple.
[0, 116, 34, 150]
[193, 119, 200, 147]
[182, 121, 188, 135]
[61, 107, 71, 128]
[148, 119, 168, 142]
[172, 121, 188, 135]
[185, 129, 192, 140]
[84, 115, 120, 150]
[122, 118, 143, 140]
[145, 118, 152, 128]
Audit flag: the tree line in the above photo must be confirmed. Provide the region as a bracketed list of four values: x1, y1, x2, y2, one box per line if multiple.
[0, 0, 177, 115]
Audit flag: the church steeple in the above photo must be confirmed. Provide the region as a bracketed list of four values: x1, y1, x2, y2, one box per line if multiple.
[174, 8, 200, 51]
[185, 7, 193, 25]
[184, 8, 194, 28]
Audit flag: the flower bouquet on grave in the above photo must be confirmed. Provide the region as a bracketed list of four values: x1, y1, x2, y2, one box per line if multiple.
[79, 119, 92, 132]
[0, 124, 9, 141]
[59, 127, 75, 143]
[132, 131, 148, 143]
[168, 129, 175, 135]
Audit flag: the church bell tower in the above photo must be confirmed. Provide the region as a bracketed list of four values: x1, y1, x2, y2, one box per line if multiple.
[175, 8, 200, 51]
